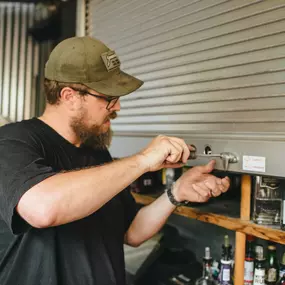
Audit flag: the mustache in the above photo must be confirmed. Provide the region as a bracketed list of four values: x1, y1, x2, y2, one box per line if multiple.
[108, 112, 117, 120]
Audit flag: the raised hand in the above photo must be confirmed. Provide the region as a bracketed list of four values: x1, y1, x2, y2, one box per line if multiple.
[139, 135, 194, 172]
[172, 160, 230, 203]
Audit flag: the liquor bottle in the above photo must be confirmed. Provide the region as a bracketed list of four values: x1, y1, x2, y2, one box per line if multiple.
[220, 235, 233, 285]
[279, 253, 285, 279]
[266, 245, 279, 285]
[244, 235, 255, 285]
[222, 235, 233, 261]
[277, 275, 285, 285]
[253, 245, 266, 285]
[195, 247, 216, 285]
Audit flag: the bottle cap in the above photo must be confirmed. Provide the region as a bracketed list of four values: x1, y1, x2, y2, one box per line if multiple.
[224, 235, 229, 247]
[255, 245, 264, 260]
[205, 247, 211, 259]
[268, 245, 276, 251]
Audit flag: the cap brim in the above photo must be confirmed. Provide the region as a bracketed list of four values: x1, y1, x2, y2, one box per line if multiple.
[83, 70, 144, 97]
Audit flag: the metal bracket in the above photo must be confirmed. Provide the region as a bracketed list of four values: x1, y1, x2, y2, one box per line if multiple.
[220, 152, 239, 171]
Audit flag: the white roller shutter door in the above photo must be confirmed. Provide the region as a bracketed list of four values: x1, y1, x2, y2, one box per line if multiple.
[89, 0, 285, 176]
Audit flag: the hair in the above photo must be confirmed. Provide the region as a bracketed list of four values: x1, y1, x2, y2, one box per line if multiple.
[44, 79, 89, 105]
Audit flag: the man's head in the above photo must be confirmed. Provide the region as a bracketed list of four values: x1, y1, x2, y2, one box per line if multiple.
[43, 36, 143, 146]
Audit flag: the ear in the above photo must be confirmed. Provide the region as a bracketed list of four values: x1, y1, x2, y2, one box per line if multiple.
[60, 87, 79, 110]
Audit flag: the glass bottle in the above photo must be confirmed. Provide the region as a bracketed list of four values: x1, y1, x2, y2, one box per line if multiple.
[253, 245, 266, 285]
[220, 235, 233, 285]
[277, 275, 285, 285]
[252, 176, 282, 226]
[195, 247, 216, 285]
[222, 235, 233, 261]
[244, 235, 255, 285]
[266, 245, 279, 285]
[279, 253, 285, 279]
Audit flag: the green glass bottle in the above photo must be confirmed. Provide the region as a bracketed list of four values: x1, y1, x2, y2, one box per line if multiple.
[266, 245, 279, 285]
[279, 253, 285, 280]
[254, 245, 266, 285]
[277, 275, 285, 285]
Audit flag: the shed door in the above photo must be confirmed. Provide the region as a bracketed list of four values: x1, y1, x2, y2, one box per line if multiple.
[89, 0, 285, 177]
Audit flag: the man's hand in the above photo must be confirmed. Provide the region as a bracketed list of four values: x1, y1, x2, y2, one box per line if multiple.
[139, 135, 194, 172]
[172, 160, 230, 203]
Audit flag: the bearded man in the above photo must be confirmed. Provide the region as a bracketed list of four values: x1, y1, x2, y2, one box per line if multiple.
[0, 36, 230, 285]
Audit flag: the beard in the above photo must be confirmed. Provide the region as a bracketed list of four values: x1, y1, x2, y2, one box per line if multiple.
[70, 109, 117, 150]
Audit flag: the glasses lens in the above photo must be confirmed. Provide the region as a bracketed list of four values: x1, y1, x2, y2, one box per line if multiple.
[107, 98, 119, 110]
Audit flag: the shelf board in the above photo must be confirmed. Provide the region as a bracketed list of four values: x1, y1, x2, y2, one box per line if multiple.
[132, 192, 285, 245]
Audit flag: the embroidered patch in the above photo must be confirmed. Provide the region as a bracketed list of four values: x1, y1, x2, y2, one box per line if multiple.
[101, 50, 120, 72]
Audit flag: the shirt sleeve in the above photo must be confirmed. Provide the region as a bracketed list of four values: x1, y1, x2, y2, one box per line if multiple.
[0, 136, 56, 235]
[120, 187, 139, 233]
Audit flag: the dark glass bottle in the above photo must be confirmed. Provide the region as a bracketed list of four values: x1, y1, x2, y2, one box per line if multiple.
[220, 235, 233, 285]
[277, 275, 285, 285]
[244, 235, 255, 285]
[266, 245, 279, 285]
[195, 247, 216, 285]
[222, 235, 233, 261]
[254, 245, 266, 285]
[279, 253, 285, 280]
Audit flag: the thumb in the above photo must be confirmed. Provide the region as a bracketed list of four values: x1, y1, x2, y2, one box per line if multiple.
[202, 160, 216, 173]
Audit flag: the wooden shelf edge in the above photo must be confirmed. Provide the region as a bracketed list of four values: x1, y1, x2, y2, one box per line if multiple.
[132, 192, 285, 245]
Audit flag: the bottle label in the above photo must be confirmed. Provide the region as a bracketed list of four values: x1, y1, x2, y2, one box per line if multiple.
[221, 262, 232, 285]
[267, 268, 277, 282]
[254, 268, 266, 285]
[244, 260, 254, 283]
[280, 269, 285, 278]
[222, 268, 230, 281]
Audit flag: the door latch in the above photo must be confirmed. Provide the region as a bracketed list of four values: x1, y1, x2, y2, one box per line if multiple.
[188, 147, 238, 171]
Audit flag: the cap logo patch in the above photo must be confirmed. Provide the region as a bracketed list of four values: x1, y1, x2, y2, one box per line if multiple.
[101, 51, 120, 72]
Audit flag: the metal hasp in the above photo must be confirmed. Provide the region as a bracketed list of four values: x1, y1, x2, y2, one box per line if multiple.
[220, 152, 238, 171]
[188, 150, 238, 171]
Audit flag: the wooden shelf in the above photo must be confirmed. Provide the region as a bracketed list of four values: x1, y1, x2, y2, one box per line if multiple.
[132, 192, 285, 245]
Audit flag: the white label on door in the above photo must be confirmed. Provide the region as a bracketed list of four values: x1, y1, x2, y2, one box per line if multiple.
[243, 156, 266, 172]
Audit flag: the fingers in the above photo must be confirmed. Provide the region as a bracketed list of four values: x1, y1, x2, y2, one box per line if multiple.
[167, 137, 190, 163]
[221, 177, 230, 192]
[204, 176, 230, 197]
[165, 140, 184, 164]
[192, 183, 211, 202]
[194, 160, 216, 174]
[184, 176, 230, 203]
[140, 135, 192, 172]
[163, 162, 184, 169]
[203, 178, 221, 197]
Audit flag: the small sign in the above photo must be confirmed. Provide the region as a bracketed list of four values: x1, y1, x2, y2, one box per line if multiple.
[243, 155, 266, 173]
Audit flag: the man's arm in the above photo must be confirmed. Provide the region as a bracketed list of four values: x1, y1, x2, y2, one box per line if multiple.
[125, 161, 230, 247]
[124, 192, 176, 247]
[17, 135, 190, 228]
[17, 154, 147, 228]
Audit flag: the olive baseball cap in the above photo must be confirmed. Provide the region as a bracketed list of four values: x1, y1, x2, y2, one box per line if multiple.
[45, 36, 143, 97]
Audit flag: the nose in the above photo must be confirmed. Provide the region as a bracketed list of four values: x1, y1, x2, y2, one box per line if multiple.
[111, 98, 121, 112]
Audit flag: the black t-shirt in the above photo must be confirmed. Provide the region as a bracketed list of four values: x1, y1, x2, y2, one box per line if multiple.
[0, 118, 138, 285]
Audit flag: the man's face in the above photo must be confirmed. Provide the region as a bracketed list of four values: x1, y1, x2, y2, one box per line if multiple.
[70, 90, 120, 147]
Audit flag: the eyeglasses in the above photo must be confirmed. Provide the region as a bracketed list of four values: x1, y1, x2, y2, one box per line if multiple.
[72, 88, 119, 110]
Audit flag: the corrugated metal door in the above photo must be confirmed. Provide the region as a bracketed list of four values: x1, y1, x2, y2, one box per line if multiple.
[0, 2, 52, 123]
[89, 0, 285, 176]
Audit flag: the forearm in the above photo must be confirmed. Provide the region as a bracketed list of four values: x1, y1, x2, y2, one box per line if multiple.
[125, 192, 176, 247]
[17, 154, 147, 227]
